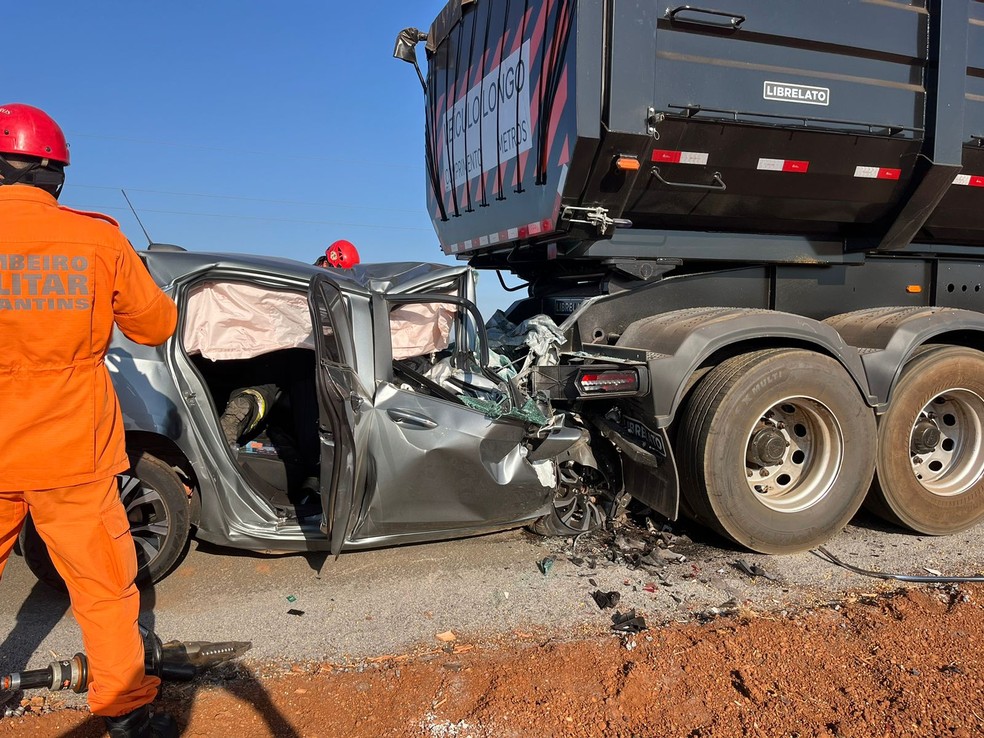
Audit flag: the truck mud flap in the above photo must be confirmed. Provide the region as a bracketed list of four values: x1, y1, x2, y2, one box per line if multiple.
[596, 414, 678, 520]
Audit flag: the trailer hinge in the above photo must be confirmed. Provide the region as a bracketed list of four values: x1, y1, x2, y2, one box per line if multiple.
[561, 206, 632, 236]
[647, 106, 665, 137]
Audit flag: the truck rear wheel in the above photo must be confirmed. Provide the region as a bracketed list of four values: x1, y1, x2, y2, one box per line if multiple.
[677, 349, 876, 553]
[870, 346, 984, 535]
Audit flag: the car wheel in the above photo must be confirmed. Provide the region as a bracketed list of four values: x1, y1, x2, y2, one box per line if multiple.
[530, 490, 604, 536]
[677, 349, 876, 554]
[869, 346, 984, 535]
[19, 452, 192, 590]
[529, 462, 607, 536]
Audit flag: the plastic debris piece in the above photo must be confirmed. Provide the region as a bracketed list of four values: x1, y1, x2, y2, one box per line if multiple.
[734, 560, 773, 580]
[287, 609, 305, 617]
[642, 583, 657, 593]
[286, 595, 298, 603]
[538, 557, 555, 575]
[436, 630, 457, 643]
[611, 609, 648, 634]
[591, 590, 621, 610]
[657, 548, 686, 563]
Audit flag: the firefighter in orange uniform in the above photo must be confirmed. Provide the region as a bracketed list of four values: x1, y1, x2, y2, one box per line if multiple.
[0, 104, 179, 737]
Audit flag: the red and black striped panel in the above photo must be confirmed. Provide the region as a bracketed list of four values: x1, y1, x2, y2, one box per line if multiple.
[425, 0, 578, 256]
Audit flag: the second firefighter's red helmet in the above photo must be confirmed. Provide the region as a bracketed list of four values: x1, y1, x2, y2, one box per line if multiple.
[0, 103, 70, 165]
[325, 239, 360, 268]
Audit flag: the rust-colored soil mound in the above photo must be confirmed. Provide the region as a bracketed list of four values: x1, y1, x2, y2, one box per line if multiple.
[3, 585, 982, 737]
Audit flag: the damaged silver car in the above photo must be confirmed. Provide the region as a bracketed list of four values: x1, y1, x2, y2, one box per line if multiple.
[19, 247, 650, 586]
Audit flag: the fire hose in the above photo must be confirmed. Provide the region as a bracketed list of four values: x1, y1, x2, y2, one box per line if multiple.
[1, 627, 251, 694]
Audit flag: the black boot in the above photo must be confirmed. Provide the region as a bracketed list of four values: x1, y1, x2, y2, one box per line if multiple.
[104, 704, 179, 738]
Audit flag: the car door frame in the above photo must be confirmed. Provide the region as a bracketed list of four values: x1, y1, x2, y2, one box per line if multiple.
[308, 273, 369, 555]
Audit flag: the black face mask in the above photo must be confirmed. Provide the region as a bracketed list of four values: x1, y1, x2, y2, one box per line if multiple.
[0, 155, 66, 198]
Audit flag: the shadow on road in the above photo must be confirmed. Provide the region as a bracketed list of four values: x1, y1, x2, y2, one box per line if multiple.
[0, 578, 71, 694]
[55, 666, 303, 738]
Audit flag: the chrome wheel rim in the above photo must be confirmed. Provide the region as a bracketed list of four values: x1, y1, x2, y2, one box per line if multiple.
[908, 389, 984, 496]
[743, 397, 844, 513]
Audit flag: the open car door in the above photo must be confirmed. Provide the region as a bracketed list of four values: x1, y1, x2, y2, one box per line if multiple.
[309, 275, 366, 555]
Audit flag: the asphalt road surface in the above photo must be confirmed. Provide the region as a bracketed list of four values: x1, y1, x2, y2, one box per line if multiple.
[1, 509, 982, 710]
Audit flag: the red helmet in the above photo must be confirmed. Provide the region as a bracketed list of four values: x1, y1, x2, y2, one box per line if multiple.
[0, 103, 70, 165]
[324, 239, 360, 268]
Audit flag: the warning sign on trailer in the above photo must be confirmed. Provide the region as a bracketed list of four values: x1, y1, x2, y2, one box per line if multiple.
[441, 41, 533, 188]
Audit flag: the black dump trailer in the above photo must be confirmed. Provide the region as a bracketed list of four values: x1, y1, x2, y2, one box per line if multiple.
[397, 0, 984, 554]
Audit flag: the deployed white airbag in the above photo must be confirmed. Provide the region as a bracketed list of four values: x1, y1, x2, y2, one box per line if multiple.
[389, 302, 456, 360]
[183, 281, 314, 360]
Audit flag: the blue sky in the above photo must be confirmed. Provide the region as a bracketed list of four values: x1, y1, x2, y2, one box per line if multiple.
[7, 1, 517, 314]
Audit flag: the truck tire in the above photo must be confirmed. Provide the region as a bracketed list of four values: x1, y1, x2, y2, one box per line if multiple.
[19, 452, 192, 590]
[869, 346, 984, 535]
[677, 349, 876, 554]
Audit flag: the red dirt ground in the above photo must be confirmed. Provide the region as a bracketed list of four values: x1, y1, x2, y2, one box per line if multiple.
[2, 584, 982, 737]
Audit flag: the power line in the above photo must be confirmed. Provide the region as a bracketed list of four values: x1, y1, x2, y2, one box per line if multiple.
[68, 131, 419, 169]
[73, 203, 434, 232]
[71, 183, 424, 215]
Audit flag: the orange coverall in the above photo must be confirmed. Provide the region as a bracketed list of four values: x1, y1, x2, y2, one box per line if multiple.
[0, 185, 177, 716]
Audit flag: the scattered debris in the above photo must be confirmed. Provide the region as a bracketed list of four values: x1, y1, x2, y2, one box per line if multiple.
[655, 548, 687, 563]
[1, 691, 55, 720]
[287, 609, 305, 617]
[537, 557, 555, 575]
[610, 609, 647, 634]
[591, 590, 621, 610]
[436, 630, 457, 643]
[286, 595, 298, 603]
[734, 560, 774, 580]
[814, 546, 984, 583]
[695, 598, 741, 622]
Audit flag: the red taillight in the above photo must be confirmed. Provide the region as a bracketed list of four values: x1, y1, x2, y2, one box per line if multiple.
[576, 370, 640, 394]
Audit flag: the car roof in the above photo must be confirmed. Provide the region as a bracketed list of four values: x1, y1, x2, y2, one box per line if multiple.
[139, 247, 470, 295]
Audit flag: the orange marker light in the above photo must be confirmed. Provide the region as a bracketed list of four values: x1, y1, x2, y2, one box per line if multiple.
[906, 285, 923, 294]
[615, 156, 641, 171]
